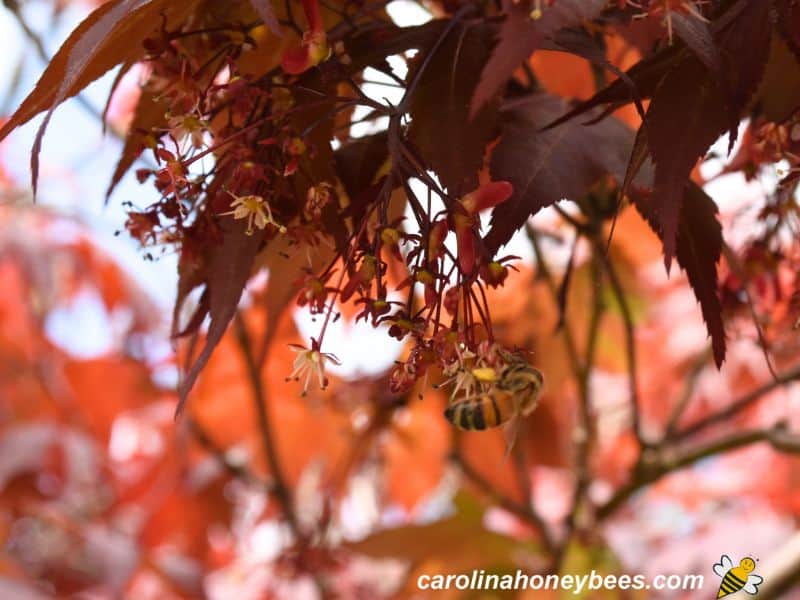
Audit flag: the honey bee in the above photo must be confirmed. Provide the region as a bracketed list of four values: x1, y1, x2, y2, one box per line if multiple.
[444, 360, 543, 452]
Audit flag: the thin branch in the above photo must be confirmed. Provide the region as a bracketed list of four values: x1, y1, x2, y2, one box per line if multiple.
[671, 363, 800, 441]
[450, 447, 556, 556]
[187, 417, 269, 487]
[556, 252, 604, 570]
[597, 422, 800, 519]
[234, 312, 333, 596]
[526, 224, 583, 381]
[722, 241, 779, 380]
[593, 236, 644, 445]
[233, 312, 300, 534]
[662, 348, 711, 438]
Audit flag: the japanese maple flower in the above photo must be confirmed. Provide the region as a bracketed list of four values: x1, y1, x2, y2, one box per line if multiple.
[287, 342, 341, 396]
[167, 111, 207, 149]
[219, 192, 286, 235]
[452, 181, 513, 274]
[281, 0, 330, 75]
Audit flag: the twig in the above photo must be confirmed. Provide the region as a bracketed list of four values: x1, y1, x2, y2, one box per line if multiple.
[556, 252, 604, 570]
[283, 0, 304, 36]
[450, 447, 556, 556]
[671, 364, 800, 441]
[593, 236, 644, 445]
[662, 348, 711, 438]
[233, 312, 300, 534]
[722, 241, 779, 380]
[187, 417, 269, 487]
[597, 422, 800, 519]
[526, 224, 583, 381]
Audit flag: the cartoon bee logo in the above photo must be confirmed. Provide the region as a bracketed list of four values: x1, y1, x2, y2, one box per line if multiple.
[713, 555, 763, 598]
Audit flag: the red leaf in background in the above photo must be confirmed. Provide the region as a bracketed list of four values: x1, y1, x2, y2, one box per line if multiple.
[485, 93, 632, 254]
[469, 0, 606, 118]
[64, 357, 162, 442]
[540, 27, 645, 120]
[407, 21, 499, 195]
[383, 392, 450, 513]
[132, 445, 234, 564]
[633, 183, 726, 367]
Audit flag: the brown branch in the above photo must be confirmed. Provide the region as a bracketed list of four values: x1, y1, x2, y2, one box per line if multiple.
[722, 241, 779, 380]
[233, 312, 300, 535]
[670, 363, 800, 441]
[593, 236, 644, 444]
[511, 434, 535, 522]
[187, 417, 269, 488]
[526, 224, 583, 381]
[235, 313, 334, 598]
[450, 447, 556, 557]
[597, 422, 800, 519]
[556, 251, 604, 570]
[756, 531, 800, 599]
[662, 348, 711, 438]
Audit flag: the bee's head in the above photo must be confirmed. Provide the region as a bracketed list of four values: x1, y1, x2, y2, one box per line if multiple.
[740, 557, 756, 572]
[499, 362, 544, 392]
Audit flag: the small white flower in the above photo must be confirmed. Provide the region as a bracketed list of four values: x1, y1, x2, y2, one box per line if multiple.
[287, 343, 341, 396]
[220, 192, 286, 235]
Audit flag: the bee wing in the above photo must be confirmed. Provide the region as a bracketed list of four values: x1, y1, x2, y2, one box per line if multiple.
[743, 574, 763, 594]
[501, 412, 522, 461]
[713, 555, 734, 577]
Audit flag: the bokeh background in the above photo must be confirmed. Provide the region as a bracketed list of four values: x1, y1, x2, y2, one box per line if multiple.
[1, 1, 800, 598]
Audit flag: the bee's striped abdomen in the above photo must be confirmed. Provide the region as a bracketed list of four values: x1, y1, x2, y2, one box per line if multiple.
[444, 393, 515, 431]
[717, 571, 745, 598]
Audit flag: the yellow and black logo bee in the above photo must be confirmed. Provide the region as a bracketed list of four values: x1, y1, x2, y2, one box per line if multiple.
[444, 360, 543, 438]
[713, 555, 762, 598]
